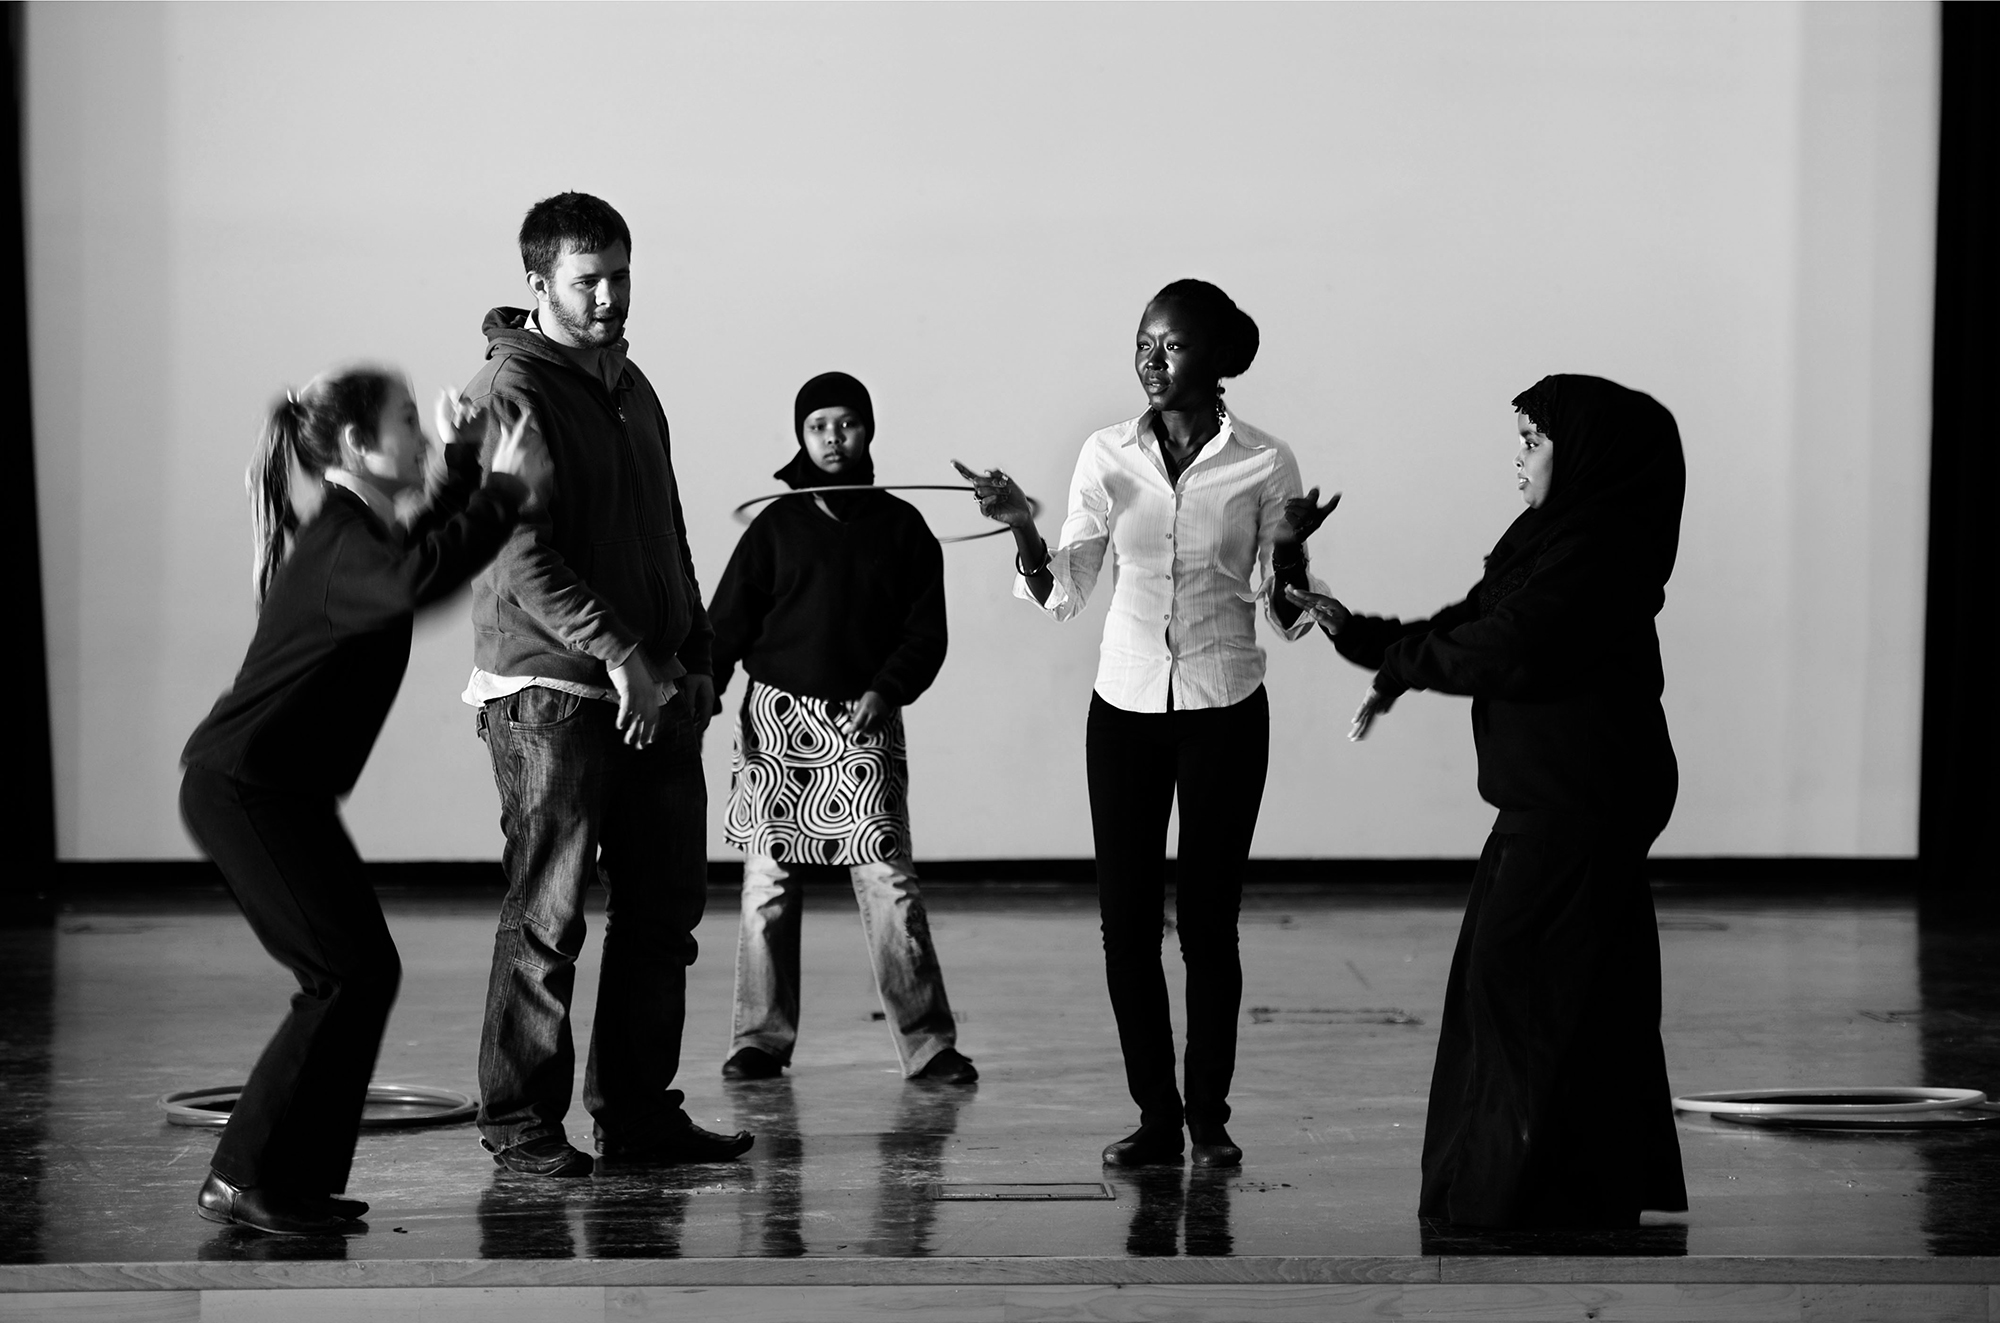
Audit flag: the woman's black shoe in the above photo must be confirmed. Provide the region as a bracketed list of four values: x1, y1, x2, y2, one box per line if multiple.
[1101, 1122, 1185, 1167]
[722, 1046, 785, 1080]
[196, 1171, 351, 1236]
[1189, 1123, 1243, 1168]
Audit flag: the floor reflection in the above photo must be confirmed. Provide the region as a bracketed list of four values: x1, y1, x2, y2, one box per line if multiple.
[197, 1224, 354, 1262]
[1106, 1166, 1234, 1257]
[476, 1177, 578, 1260]
[0, 926, 53, 1266]
[1918, 889, 2000, 1256]
[1419, 1218, 1689, 1257]
[582, 1186, 689, 1259]
[728, 1077, 804, 1256]
[865, 1083, 974, 1256]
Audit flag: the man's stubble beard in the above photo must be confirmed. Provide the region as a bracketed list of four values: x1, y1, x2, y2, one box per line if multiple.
[544, 293, 625, 348]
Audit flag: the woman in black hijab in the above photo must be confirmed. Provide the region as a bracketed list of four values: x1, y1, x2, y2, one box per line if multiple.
[1288, 374, 1688, 1228]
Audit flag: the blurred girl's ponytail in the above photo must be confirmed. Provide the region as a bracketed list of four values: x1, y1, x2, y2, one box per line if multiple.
[246, 368, 397, 608]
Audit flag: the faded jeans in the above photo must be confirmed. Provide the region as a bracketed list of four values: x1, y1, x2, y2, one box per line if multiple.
[476, 685, 709, 1151]
[729, 852, 957, 1076]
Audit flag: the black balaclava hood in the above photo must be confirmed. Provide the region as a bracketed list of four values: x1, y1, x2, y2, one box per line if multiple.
[1476, 374, 1686, 617]
[776, 372, 876, 518]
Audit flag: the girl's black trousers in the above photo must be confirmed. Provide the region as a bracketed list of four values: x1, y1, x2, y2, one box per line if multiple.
[179, 767, 401, 1195]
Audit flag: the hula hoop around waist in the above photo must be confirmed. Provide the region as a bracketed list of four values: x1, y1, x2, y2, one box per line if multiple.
[731, 484, 1039, 544]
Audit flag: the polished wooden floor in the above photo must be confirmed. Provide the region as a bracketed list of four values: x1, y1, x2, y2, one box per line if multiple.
[1, 881, 1996, 1320]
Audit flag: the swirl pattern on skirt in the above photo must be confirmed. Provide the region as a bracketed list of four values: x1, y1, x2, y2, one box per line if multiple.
[725, 680, 913, 865]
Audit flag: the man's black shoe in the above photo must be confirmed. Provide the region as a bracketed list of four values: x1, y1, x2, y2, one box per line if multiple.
[598, 1116, 755, 1166]
[311, 1194, 370, 1220]
[489, 1133, 595, 1178]
[195, 1171, 351, 1236]
[1102, 1122, 1186, 1168]
[722, 1046, 785, 1080]
[1189, 1122, 1243, 1168]
[910, 1048, 979, 1085]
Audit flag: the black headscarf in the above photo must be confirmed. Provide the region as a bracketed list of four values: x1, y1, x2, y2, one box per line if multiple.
[775, 371, 876, 519]
[1476, 374, 1685, 617]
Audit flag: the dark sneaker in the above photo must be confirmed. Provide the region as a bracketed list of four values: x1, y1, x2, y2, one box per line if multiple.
[598, 1116, 755, 1166]
[722, 1046, 785, 1080]
[489, 1132, 595, 1178]
[911, 1048, 979, 1085]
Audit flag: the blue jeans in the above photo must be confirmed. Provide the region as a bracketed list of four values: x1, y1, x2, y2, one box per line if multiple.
[476, 685, 709, 1151]
[729, 852, 957, 1076]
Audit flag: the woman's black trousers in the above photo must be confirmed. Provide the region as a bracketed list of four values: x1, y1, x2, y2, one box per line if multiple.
[1085, 686, 1268, 1130]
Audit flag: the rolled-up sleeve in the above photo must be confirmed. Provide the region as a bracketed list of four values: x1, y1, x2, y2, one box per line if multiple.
[1239, 441, 1319, 640]
[1015, 445, 1110, 622]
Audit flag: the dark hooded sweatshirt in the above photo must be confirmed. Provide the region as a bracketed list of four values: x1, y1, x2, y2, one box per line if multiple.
[1332, 376, 1685, 844]
[707, 487, 946, 708]
[459, 307, 712, 688]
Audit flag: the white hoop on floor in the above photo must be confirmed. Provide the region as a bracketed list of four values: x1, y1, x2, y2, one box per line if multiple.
[731, 485, 1039, 544]
[1672, 1086, 1986, 1116]
[159, 1082, 477, 1130]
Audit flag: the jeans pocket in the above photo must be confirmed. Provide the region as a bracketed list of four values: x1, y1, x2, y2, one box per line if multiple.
[507, 685, 585, 729]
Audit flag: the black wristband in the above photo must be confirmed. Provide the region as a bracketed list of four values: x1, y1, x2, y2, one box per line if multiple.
[1016, 548, 1051, 577]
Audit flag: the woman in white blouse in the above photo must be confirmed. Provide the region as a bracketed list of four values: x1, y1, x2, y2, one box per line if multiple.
[963, 279, 1335, 1170]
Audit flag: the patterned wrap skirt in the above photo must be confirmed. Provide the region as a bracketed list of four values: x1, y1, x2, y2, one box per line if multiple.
[725, 680, 914, 865]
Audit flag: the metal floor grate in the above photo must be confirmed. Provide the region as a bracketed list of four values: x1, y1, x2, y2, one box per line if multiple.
[929, 1182, 1114, 1201]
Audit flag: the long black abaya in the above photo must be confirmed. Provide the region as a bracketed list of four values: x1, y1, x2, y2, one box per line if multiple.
[1335, 375, 1689, 1227]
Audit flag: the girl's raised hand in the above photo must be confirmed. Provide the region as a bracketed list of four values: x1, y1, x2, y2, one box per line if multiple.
[952, 459, 1034, 528]
[487, 401, 552, 511]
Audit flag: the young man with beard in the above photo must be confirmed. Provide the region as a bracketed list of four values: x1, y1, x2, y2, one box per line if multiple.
[459, 192, 753, 1177]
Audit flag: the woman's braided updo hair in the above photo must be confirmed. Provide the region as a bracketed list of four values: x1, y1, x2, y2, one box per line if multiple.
[1150, 278, 1260, 394]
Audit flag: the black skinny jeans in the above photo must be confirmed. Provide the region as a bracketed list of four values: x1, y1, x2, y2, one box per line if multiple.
[1086, 686, 1269, 1131]
[178, 768, 402, 1195]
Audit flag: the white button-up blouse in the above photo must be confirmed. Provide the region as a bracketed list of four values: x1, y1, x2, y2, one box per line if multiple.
[1015, 410, 1316, 713]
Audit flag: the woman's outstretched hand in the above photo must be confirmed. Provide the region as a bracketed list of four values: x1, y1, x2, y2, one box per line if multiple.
[1284, 585, 1351, 639]
[1350, 681, 1398, 741]
[953, 459, 1035, 528]
[1276, 487, 1341, 544]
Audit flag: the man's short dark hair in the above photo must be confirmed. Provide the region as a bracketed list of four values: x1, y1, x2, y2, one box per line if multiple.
[520, 192, 632, 280]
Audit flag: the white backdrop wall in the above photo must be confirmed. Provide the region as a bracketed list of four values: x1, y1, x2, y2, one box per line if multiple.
[27, 2, 1936, 861]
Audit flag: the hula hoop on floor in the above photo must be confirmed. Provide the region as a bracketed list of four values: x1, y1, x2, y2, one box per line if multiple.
[730, 484, 1039, 544]
[159, 1083, 478, 1130]
[1704, 1105, 2000, 1132]
[1672, 1086, 1986, 1116]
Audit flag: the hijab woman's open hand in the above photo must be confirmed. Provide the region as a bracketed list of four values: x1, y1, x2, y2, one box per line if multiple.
[1350, 681, 1398, 741]
[1284, 585, 1350, 640]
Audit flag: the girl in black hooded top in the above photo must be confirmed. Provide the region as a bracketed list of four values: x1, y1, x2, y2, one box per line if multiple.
[707, 372, 975, 1086]
[1288, 374, 1688, 1229]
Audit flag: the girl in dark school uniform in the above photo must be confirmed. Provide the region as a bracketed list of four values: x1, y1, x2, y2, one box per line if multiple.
[1289, 374, 1688, 1228]
[178, 366, 547, 1234]
[708, 371, 976, 1086]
